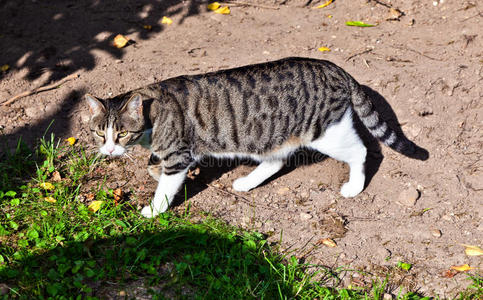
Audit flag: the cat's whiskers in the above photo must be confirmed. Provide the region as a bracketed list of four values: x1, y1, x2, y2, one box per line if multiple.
[123, 152, 135, 162]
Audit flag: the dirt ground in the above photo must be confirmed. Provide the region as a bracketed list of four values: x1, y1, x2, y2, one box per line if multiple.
[1, 0, 481, 297]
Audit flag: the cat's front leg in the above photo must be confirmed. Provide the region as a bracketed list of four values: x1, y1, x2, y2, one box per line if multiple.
[141, 167, 188, 218]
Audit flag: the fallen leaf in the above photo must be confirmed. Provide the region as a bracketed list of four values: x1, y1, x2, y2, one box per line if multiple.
[143, 25, 152, 30]
[318, 47, 331, 52]
[85, 193, 95, 201]
[88, 201, 104, 212]
[66, 137, 76, 145]
[327, 15, 333, 18]
[461, 244, 483, 256]
[320, 238, 337, 247]
[113, 188, 123, 205]
[40, 182, 55, 190]
[346, 21, 376, 27]
[44, 196, 57, 203]
[113, 34, 129, 48]
[1, 64, 9, 72]
[214, 6, 230, 15]
[51, 171, 62, 182]
[450, 264, 475, 272]
[397, 261, 412, 271]
[442, 269, 458, 278]
[161, 16, 173, 25]
[314, 0, 333, 9]
[207, 2, 221, 11]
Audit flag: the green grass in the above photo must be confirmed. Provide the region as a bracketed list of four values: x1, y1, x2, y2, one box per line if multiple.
[0, 134, 481, 299]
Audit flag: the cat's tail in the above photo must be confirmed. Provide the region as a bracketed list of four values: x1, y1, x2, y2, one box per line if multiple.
[350, 83, 429, 160]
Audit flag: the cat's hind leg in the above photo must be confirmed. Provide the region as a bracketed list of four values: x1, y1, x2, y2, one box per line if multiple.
[232, 160, 284, 192]
[310, 108, 367, 198]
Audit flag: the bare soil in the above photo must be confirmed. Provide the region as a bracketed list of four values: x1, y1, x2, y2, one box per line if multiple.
[1, 0, 481, 297]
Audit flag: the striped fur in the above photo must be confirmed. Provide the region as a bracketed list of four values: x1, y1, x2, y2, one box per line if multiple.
[86, 57, 427, 217]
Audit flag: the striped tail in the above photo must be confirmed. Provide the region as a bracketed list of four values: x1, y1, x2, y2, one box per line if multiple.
[350, 82, 429, 160]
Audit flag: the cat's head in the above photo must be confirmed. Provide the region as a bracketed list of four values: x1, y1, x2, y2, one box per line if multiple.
[86, 93, 146, 156]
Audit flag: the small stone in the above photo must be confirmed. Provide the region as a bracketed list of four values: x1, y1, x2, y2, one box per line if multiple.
[277, 187, 290, 195]
[118, 290, 126, 296]
[431, 229, 442, 238]
[300, 191, 309, 198]
[300, 212, 312, 220]
[383, 293, 393, 300]
[398, 187, 420, 206]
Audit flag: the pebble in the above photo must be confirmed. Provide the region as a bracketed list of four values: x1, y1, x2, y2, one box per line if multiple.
[277, 187, 290, 195]
[383, 293, 393, 300]
[118, 290, 126, 297]
[300, 212, 312, 220]
[398, 187, 420, 206]
[431, 229, 442, 238]
[299, 191, 309, 198]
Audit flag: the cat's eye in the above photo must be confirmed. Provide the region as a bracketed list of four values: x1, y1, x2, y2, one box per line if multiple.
[118, 131, 128, 138]
[95, 130, 105, 137]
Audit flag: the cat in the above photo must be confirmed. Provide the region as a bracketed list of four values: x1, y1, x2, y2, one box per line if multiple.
[86, 57, 427, 218]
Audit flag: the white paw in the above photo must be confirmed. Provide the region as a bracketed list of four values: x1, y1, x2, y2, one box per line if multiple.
[232, 177, 255, 192]
[340, 182, 363, 198]
[140, 202, 169, 218]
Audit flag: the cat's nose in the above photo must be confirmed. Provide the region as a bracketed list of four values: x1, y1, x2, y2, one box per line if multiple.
[106, 146, 115, 154]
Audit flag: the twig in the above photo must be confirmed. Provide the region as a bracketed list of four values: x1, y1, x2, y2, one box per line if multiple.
[221, 1, 280, 10]
[2, 73, 80, 106]
[345, 48, 373, 61]
[392, 45, 442, 61]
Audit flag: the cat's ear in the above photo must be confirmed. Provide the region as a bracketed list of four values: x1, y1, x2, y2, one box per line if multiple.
[121, 93, 143, 118]
[85, 94, 105, 115]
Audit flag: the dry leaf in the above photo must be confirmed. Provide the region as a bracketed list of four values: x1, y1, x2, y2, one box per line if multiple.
[461, 244, 483, 256]
[40, 182, 55, 190]
[318, 47, 331, 52]
[143, 25, 152, 30]
[214, 6, 230, 15]
[442, 269, 458, 278]
[66, 137, 76, 145]
[314, 0, 333, 9]
[113, 188, 123, 205]
[450, 264, 475, 272]
[1, 64, 9, 72]
[44, 196, 57, 203]
[161, 16, 173, 25]
[88, 200, 104, 212]
[51, 171, 62, 182]
[113, 34, 129, 48]
[207, 2, 221, 11]
[320, 238, 337, 247]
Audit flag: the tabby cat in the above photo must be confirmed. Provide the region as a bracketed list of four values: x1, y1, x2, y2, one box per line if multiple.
[86, 57, 427, 218]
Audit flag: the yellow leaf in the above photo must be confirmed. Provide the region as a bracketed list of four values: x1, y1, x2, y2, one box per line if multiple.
[88, 201, 104, 212]
[214, 6, 230, 15]
[461, 244, 483, 256]
[66, 137, 76, 146]
[450, 264, 475, 272]
[161, 16, 173, 25]
[40, 182, 55, 190]
[44, 196, 57, 203]
[318, 47, 331, 52]
[314, 0, 333, 9]
[327, 15, 333, 18]
[207, 2, 221, 11]
[143, 25, 152, 30]
[113, 34, 129, 48]
[320, 238, 337, 247]
[1, 64, 9, 72]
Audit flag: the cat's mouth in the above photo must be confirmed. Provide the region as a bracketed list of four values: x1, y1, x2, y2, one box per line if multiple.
[99, 144, 126, 157]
